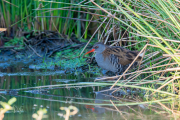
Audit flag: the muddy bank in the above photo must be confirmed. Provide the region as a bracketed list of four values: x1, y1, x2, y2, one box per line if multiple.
[0, 31, 98, 75]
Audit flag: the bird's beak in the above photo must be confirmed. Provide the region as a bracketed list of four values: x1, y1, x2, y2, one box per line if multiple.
[85, 49, 95, 55]
[85, 105, 95, 110]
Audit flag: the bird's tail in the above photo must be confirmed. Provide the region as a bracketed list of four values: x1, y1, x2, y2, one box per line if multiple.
[139, 51, 146, 57]
[136, 50, 146, 61]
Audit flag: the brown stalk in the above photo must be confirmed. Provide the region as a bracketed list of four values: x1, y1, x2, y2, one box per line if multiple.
[90, 0, 115, 19]
[163, 54, 180, 57]
[137, 40, 148, 71]
[40, 8, 107, 17]
[126, 105, 144, 119]
[0, 28, 7, 32]
[125, 72, 140, 81]
[110, 100, 127, 120]
[151, 77, 180, 96]
[152, 58, 171, 67]
[140, 56, 165, 69]
[124, 72, 142, 84]
[156, 100, 180, 116]
[122, 62, 175, 85]
[141, 51, 161, 64]
[147, 44, 180, 52]
[134, 78, 167, 86]
[124, 40, 147, 48]
[95, 62, 176, 82]
[136, 13, 177, 28]
[136, 33, 180, 44]
[110, 44, 148, 90]
[144, 51, 160, 58]
[112, 23, 132, 47]
[109, 66, 178, 93]
[99, 18, 112, 41]
[23, 38, 42, 57]
[110, 39, 138, 42]
[140, 72, 164, 83]
[80, 17, 108, 56]
[81, 15, 95, 39]
[160, 45, 180, 77]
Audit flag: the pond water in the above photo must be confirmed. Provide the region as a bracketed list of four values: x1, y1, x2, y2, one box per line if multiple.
[0, 64, 174, 120]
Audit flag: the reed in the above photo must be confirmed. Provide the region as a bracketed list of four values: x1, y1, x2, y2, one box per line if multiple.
[85, 0, 180, 117]
[1, 0, 180, 118]
[0, 0, 99, 38]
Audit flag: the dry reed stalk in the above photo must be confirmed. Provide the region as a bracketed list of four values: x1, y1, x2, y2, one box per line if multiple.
[119, 62, 175, 88]
[151, 77, 180, 95]
[140, 56, 165, 69]
[157, 100, 180, 116]
[136, 13, 178, 28]
[125, 105, 144, 119]
[144, 51, 160, 58]
[95, 62, 176, 82]
[141, 51, 161, 64]
[134, 78, 167, 86]
[147, 44, 180, 52]
[80, 17, 108, 56]
[111, 44, 174, 88]
[152, 58, 171, 67]
[163, 54, 180, 57]
[0, 28, 7, 32]
[104, 28, 113, 44]
[99, 18, 112, 41]
[110, 44, 148, 91]
[124, 40, 147, 48]
[110, 39, 138, 42]
[110, 100, 127, 120]
[114, 23, 132, 47]
[160, 45, 180, 77]
[136, 35, 180, 43]
[88, 1, 180, 101]
[125, 72, 140, 81]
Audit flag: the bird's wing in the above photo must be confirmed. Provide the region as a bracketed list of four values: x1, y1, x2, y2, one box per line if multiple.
[102, 46, 142, 65]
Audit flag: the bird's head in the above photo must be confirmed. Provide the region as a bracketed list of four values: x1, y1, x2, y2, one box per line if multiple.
[85, 42, 106, 55]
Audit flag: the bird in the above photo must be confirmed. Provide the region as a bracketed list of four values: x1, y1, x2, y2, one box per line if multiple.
[85, 42, 144, 74]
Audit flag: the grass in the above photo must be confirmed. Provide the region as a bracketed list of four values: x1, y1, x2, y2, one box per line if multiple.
[0, 0, 103, 38]
[1, 0, 179, 92]
[87, 0, 180, 117]
[1, 0, 180, 119]
[4, 37, 24, 47]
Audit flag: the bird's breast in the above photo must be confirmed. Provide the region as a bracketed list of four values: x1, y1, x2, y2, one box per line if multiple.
[95, 53, 117, 73]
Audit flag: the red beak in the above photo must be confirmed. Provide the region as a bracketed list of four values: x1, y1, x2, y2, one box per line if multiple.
[85, 105, 95, 111]
[85, 49, 95, 55]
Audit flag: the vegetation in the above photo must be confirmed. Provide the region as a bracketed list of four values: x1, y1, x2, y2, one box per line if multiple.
[1, 0, 180, 119]
[4, 37, 24, 49]
[0, 0, 94, 38]
[32, 108, 47, 120]
[58, 106, 78, 120]
[0, 98, 16, 120]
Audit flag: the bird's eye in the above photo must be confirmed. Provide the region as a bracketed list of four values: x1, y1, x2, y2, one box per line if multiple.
[95, 46, 99, 49]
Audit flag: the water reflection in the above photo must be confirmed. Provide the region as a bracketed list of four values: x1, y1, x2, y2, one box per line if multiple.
[0, 66, 177, 120]
[85, 88, 147, 120]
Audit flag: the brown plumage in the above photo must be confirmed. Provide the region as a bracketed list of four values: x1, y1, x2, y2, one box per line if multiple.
[85, 42, 143, 74]
[102, 45, 142, 65]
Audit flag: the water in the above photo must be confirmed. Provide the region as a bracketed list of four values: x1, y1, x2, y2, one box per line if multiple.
[0, 65, 175, 120]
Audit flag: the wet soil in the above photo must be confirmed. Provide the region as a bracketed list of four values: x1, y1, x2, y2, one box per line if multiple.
[0, 31, 95, 74]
